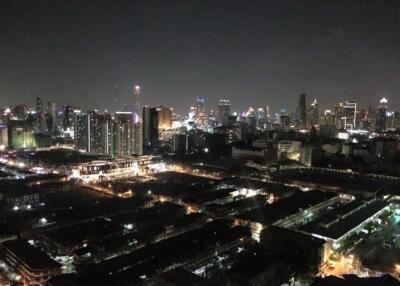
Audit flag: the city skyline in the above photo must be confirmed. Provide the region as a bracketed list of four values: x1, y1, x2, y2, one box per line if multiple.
[1, 2, 400, 284]
[1, 1, 400, 113]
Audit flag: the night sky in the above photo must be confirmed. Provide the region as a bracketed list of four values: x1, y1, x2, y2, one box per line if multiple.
[1, 0, 400, 114]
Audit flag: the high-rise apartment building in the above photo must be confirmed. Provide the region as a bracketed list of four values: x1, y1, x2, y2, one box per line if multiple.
[114, 111, 134, 157]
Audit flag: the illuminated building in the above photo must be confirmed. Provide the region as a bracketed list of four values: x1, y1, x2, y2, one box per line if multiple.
[376, 97, 388, 132]
[300, 199, 389, 251]
[70, 156, 165, 182]
[63, 105, 75, 131]
[7, 120, 36, 149]
[307, 99, 319, 128]
[193, 96, 208, 129]
[334, 102, 345, 129]
[74, 110, 88, 151]
[86, 110, 114, 155]
[0, 240, 61, 286]
[157, 106, 172, 130]
[277, 140, 301, 161]
[132, 85, 143, 155]
[320, 109, 335, 126]
[217, 99, 230, 126]
[214, 125, 241, 144]
[114, 111, 134, 157]
[343, 101, 357, 130]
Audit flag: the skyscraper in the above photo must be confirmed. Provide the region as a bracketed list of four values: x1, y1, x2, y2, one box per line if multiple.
[298, 93, 306, 127]
[36, 98, 43, 115]
[74, 110, 88, 151]
[376, 97, 388, 132]
[143, 106, 159, 148]
[334, 102, 344, 129]
[307, 99, 319, 128]
[132, 85, 143, 155]
[157, 106, 172, 130]
[343, 101, 357, 130]
[87, 111, 114, 155]
[36, 97, 46, 132]
[46, 101, 57, 133]
[115, 111, 134, 157]
[63, 105, 75, 131]
[194, 96, 208, 128]
[217, 99, 230, 126]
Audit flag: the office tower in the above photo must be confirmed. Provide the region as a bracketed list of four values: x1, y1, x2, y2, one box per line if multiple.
[376, 97, 388, 132]
[115, 111, 134, 157]
[132, 85, 143, 155]
[298, 93, 307, 126]
[217, 99, 230, 126]
[307, 99, 319, 128]
[143, 106, 159, 147]
[343, 101, 357, 130]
